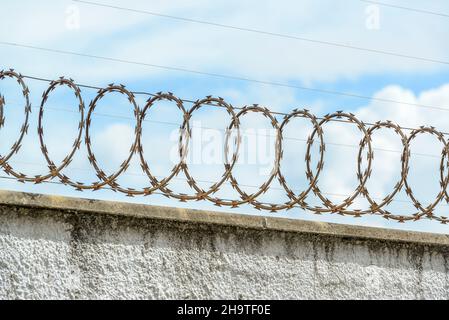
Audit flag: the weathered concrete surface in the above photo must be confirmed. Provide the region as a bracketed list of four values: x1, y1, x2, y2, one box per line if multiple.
[0, 190, 449, 300]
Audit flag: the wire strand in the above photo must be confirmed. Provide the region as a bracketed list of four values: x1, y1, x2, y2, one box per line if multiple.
[360, 0, 449, 18]
[2, 42, 449, 114]
[17, 74, 449, 135]
[1, 99, 445, 159]
[72, 0, 449, 66]
[3, 72, 449, 139]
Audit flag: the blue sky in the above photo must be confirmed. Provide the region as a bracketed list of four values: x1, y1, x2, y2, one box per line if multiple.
[1, 0, 449, 233]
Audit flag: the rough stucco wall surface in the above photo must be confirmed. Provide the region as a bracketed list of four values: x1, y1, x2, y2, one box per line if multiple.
[1, 199, 449, 300]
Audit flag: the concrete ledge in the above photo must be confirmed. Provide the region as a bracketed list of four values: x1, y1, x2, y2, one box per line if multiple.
[0, 190, 448, 247]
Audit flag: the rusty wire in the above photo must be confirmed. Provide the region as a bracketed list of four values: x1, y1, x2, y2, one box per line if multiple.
[1, 69, 449, 224]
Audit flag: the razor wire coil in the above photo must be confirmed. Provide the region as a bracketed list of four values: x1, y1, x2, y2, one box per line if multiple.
[1, 69, 449, 224]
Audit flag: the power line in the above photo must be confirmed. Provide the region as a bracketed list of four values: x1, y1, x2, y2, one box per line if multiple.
[1, 98, 444, 160]
[360, 0, 449, 18]
[72, 0, 449, 66]
[1, 43, 448, 113]
[17, 74, 449, 135]
[3, 72, 449, 138]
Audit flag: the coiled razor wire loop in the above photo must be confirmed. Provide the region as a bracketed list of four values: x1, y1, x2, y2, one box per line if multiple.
[180, 96, 241, 205]
[404, 127, 449, 222]
[85, 84, 141, 193]
[2, 69, 449, 224]
[306, 112, 373, 215]
[0, 70, 31, 181]
[275, 109, 325, 212]
[225, 105, 281, 209]
[357, 121, 410, 221]
[38, 77, 85, 186]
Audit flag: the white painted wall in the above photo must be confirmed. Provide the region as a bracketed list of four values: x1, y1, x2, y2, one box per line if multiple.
[0, 205, 448, 300]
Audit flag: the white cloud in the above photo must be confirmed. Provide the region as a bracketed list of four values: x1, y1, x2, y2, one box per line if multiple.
[94, 123, 135, 165]
[1, 0, 448, 83]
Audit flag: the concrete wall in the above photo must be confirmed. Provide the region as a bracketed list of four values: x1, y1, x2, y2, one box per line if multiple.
[0, 191, 449, 300]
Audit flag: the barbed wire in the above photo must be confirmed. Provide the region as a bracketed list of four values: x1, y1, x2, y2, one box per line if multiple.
[1, 68, 449, 224]
[13, 73, 449, 135]
[1, 99, 442, 160]
[5, 158, 448, 208]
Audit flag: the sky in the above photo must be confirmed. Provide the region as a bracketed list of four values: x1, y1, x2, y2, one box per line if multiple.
[1, 0, 449, 234]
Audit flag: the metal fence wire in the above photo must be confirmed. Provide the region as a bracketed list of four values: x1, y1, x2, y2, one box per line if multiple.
[1, 69, 449, 224]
